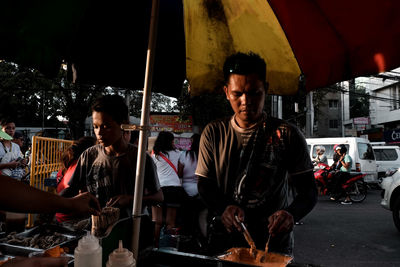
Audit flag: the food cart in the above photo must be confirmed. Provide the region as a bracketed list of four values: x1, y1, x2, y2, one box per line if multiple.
[0, 216, 315, 266]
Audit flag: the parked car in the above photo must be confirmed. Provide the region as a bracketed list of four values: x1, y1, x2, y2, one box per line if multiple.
[372, 145, 400, 179]
[306, 137, 378, 184]
[380, 168, 400, 232]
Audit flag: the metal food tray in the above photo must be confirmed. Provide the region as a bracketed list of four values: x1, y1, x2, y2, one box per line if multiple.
[11, 224, 82, 249]
[0, 243, 42, 260]
[16, 223, 84, 238]
[141, 248, 320, 267]
[0, 224, 85, 266]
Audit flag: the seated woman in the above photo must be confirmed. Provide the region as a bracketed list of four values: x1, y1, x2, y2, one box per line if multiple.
[55, 136, 97, 222]
[151, 131, 187, 247]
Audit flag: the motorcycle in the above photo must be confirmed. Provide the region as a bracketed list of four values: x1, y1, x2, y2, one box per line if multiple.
[314, 163, 368, 203]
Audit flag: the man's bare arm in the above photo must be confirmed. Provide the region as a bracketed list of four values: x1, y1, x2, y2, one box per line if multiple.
[0, 174, 100, 216]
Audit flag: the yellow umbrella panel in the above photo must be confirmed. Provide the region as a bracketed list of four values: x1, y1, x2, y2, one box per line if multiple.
[184, 0, 301, 96]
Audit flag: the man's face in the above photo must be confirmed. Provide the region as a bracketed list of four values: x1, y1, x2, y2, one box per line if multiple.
[92, 111, 123, 147]
[224, 73, 265, 128]
[2, 122, 16, 137]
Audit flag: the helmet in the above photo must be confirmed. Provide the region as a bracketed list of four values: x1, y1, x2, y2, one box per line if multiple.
[336, 144, 347, 153]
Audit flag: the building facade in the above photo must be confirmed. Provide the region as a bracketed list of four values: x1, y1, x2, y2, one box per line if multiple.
[366, 77, 400, 144]
[313, 90, 344, 137]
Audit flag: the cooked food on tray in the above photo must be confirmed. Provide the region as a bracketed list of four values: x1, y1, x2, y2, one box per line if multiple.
[218, 247, 293, 267]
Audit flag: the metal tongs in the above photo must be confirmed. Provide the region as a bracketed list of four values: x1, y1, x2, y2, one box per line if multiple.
[235, 215, 257, 257]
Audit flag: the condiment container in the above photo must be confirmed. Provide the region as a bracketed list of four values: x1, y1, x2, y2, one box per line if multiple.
[106, 240, 136, 267]
[74, 232, 102, 267]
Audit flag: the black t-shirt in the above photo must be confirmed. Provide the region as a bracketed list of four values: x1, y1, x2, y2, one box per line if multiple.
[196, 115, 313, 219]
[62, 144, 160, 209]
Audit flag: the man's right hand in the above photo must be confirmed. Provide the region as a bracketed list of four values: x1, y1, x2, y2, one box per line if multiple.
[268, 210, 294, 236]
[67, 192, 101, 217]
[221, 205, 245, 233]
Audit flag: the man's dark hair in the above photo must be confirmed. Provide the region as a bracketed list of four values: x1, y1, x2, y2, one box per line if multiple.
[223, 52, 267, 85]
[91, 95, 129, 125]
[0, 118, 15, 127]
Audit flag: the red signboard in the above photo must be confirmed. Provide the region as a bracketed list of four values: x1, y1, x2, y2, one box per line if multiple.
[150, 115, 193, 133]
[174, 137, 192, 151]
[353, 117, 369, 125]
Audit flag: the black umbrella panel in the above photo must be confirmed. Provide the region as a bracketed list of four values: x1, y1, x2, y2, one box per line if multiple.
[0, 0, 186, 98]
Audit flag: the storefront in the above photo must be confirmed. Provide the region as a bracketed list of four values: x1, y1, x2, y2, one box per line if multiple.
[384, 128, 400, 145]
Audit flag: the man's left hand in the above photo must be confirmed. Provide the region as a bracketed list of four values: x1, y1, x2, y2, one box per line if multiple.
[267, 210, 294, 236]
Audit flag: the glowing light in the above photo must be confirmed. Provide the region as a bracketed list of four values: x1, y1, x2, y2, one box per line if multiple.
[374, 53, 386, 72]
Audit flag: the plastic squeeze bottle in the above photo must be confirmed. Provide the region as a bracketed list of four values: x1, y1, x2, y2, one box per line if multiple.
[106, 240, 136, 267]
[74, 232, 102, 267]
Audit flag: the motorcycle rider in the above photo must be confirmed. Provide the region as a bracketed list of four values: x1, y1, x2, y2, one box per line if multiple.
[330, 144, 341, 170]
[331, 144, 353, 204]
[313, 146, 328, 166]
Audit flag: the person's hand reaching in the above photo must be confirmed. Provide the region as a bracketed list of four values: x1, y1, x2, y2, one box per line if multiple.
[67, 192, 101, 217]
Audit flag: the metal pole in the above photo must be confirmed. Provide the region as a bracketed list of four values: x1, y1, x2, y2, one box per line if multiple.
[306, 92, 314, 137]
[131, 0, 159, 259]
[125, 90, 130, 115]
[42, 90, 45, 130]
[277, 95, 282, 119]
[341, 85, 345, 137]
[271, 95, 278, 117]
[310, 92, 314, 136]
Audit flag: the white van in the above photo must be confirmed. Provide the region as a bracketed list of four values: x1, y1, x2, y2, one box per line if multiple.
[306, 137, 378, 183]
[372, 146, 400, 178]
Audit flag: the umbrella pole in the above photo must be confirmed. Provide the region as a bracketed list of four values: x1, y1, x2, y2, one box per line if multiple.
[131, 0, 160, 260]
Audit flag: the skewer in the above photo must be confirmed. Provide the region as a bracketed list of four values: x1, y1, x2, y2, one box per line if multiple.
[260, 234, 271, 262]
[234, 215, 257, 258]
[265, 234, 271, 254]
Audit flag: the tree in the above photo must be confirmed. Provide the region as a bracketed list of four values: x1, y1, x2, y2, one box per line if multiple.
[176, 83, 232, 130]
[0, 61, 63, 127]
[58, 81, 105, 139]
[350, 85, 370, 118]
[2, 60, 237, 138]
[0, 61, 107, 139]
[128, 90, 178, 118]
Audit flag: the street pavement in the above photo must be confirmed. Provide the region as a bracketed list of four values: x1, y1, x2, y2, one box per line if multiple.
[293, 188, 400, 267]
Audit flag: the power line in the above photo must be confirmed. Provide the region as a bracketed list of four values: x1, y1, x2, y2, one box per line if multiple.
[322, 85, 400, 104]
